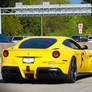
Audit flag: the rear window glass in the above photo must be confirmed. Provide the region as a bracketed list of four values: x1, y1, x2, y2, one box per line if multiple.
[89, 37, 92, 39]
[19, 38, 57, 49]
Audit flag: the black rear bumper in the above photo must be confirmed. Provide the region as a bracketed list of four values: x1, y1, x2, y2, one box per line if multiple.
[1, 66, 22, 79]
[37, 67, 67, 80]
[1, 67, 68, 80]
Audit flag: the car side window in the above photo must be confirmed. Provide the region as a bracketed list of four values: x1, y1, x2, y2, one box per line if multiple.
[63, 39, 81, 50]
[63, 40, 72, 48]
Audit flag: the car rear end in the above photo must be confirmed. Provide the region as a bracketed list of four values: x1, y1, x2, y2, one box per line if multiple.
[1, 37, 71, 81]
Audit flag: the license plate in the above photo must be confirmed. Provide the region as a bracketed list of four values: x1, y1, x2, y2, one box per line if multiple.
[23, 58, 34, 63]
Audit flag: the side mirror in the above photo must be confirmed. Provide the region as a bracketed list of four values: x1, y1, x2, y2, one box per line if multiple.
[81, 45, 88, 50]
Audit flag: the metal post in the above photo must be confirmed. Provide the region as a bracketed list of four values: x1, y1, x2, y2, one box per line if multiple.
[41, 16, 43, 36]
[0, 8, 1, 34]
[41, 0, 43, 36]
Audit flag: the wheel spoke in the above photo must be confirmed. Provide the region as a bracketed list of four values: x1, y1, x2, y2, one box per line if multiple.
[71, 60, 77, 80]
[68, 58, 77, 83]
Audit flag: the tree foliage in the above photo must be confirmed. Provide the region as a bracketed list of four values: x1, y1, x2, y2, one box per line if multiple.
[86, 28, 92, 34]
[0, 0, 92, 36]
[19, 17, 41, 36]
[2, 16, 23, 36]
[83, 0, 92, 4]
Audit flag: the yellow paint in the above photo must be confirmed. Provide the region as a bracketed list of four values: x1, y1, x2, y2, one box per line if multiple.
[2, 36, 92, 79]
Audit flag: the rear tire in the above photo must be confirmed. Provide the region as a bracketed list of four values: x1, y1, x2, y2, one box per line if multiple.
[67, 57, 77, 83]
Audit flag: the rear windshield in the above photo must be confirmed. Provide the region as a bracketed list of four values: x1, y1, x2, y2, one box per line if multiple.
[89, 37, 92, 39]
[19, 38, 57, 49]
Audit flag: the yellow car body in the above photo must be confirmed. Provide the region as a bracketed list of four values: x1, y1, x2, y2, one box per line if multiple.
[1, 36, 92, 82]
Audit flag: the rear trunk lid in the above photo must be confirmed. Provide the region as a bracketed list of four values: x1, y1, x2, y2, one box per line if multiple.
[12, 49, 53, 58]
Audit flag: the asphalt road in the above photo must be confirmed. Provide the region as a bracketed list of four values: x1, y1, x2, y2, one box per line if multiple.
[0, 59, 92, 92]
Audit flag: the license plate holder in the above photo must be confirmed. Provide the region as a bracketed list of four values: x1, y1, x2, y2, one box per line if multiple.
[23, 58, 34, 63]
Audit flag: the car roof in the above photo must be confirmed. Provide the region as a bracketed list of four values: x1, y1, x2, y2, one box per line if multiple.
[22, 36, 71, 41]
[14, 36, 74, 49]
[13, 36, 69, 48]
[25, 36, 69, 39]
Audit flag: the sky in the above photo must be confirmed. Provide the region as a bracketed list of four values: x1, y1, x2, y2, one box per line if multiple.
[67, 0, 83, 4]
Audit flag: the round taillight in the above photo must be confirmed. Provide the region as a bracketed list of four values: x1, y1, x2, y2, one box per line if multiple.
[3, 50, 9, 57]
[52, 51, 60, 58]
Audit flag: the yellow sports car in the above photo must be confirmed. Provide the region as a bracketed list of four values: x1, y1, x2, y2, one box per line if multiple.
[1, 36, 92, 83]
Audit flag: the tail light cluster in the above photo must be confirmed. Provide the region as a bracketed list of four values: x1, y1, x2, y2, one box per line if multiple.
[3, 50, 9, 57]
[52, 51, 60, 58]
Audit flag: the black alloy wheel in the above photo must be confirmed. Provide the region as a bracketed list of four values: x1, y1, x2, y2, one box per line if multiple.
[67, 57, 77, 83]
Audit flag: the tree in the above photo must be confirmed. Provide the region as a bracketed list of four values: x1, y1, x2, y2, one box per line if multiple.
[19, 17, 41, 36]
[0, 0, 20, 7]
[83, 0, 92, 4]
[1, 0, 89, 37]
[2, 16, 23, 36]
[86, 28, 92, 34]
